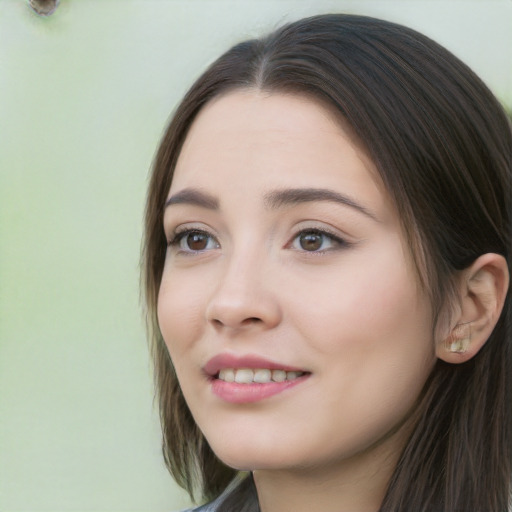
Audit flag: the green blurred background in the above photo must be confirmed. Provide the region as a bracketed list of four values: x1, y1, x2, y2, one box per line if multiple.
[1, 1, 510, 511]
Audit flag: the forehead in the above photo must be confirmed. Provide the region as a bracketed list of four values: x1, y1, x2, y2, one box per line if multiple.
[170, 90, 387, 214]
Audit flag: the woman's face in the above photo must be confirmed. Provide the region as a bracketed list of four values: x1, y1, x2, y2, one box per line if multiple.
[158, 91, 436, 474]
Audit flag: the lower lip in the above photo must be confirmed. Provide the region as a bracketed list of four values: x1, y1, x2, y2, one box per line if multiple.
[210, 374, 309, 404]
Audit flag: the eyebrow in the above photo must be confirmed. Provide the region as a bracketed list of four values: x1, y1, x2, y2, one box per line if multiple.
[264, 188, 378, 220]
[164, 186, 377, 220]
[164, 188, 219, 210]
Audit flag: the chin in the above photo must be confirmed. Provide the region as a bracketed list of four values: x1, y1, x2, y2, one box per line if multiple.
[209, 439, 297, 472]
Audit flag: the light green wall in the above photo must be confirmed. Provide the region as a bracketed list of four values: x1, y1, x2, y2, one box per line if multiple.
[1, 1, 510, 511]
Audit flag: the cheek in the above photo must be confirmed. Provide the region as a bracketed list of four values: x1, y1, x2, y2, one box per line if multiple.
[157, 269, 206, 361]
[292, 248, 428, 347]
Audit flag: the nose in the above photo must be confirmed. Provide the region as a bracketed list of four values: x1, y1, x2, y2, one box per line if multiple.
[205, 255, 282, 332]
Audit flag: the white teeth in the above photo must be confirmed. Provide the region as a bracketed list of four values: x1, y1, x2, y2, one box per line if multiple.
[271, 369, 286, 382]
[218, 368, 235, 382]
[253, 369, 272, 383]
[217, 368, 304, 384]
[234, 368, 253, 384]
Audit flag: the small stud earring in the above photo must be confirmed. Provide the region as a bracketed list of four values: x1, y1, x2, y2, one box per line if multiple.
[445, 322, 471, 353]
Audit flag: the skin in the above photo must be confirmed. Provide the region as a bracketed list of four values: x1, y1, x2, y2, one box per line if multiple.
[158, 90, 438, 512]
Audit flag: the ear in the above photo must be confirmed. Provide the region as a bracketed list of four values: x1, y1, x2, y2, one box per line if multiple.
[436, 253, 509, 364]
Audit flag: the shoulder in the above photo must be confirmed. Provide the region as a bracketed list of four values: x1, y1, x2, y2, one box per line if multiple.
[178, 474, 258, 512]
[178, 493, 226, 512]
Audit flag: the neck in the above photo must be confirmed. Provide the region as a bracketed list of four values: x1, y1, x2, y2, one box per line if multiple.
[253, 437, 401, 512]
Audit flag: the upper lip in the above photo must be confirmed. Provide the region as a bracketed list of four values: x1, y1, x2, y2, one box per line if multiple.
[203, 353, 307, 377]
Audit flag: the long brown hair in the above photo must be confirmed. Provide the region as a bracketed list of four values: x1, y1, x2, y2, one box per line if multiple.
[142, 14, 512, 511]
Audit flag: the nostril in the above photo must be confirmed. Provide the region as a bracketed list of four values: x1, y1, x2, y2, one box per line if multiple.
[211, 316, 263, 328]
[242, 317, 263, 325]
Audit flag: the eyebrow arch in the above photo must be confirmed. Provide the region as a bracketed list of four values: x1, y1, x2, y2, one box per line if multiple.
[164, 188, 219, 210]
[264, 188, 378, 220]
[164, 186, 378, 221]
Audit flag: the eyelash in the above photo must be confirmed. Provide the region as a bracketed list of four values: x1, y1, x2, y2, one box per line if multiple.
[167, 229, 220, 253]
[167, 227, 350, 254]
[289, 228, 350, 253]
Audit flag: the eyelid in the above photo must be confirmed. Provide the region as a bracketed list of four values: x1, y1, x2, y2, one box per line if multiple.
[166, 224, 220, 254]
[165, 221, 216, 242]
[287, 223, 353, 253]
[164, 220, 354, 255]
[293, 221, 352, 240]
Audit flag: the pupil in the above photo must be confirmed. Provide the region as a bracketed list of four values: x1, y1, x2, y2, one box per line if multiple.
[187, 232, 208, 250]
[300, 233, 322, 251]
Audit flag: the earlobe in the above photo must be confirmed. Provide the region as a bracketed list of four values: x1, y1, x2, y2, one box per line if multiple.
[443, 322, 471, 355]
[436, 253, 509, 364]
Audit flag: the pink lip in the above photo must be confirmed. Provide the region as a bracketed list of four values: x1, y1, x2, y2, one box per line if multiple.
[203, 353, 310, 404]
[211, 377, 309, 403]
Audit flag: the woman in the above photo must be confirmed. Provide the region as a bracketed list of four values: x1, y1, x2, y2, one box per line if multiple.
[142, 14, 511, 512]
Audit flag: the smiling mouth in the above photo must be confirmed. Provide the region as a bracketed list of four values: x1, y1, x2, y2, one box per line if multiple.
[217, 368, 307, 384]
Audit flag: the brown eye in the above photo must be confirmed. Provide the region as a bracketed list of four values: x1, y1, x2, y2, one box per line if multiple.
[168, 229, 219, 253]
[186, 232, 210, 251]
[291, 229, 347, 252]
[299, 232, 323, 251]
